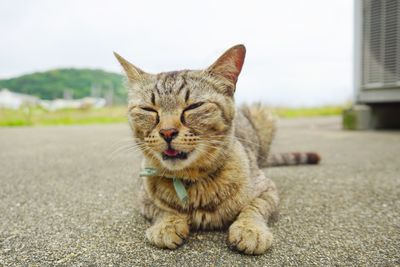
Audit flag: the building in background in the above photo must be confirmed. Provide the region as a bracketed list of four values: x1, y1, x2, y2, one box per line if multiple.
[39, 97, 106, 111]
[346, 0, 400, 129]
[0, 88, 106, 111]
[0, 89, 39, 109]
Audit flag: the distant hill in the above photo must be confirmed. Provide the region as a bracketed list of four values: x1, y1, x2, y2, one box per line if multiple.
[0, 68, 127, 104]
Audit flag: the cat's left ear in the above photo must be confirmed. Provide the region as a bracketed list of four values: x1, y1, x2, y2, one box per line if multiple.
[206, 44, 246, 95]
[113, 52, 147, 84]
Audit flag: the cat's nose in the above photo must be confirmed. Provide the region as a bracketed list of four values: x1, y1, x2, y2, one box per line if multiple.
[159, 128, 179, 143]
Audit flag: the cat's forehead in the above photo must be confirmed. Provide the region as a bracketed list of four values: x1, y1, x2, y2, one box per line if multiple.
[154, 71, 188, 95]
[141, 70, 205, 95]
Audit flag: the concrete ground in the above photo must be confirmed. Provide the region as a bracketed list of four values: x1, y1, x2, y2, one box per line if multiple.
[0, 117, 399, 266]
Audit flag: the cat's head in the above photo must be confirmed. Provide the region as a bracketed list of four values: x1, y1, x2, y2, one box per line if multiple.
[115, 45, 246, 171]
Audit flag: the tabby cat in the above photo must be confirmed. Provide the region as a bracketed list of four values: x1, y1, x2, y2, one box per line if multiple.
[114, 45, 319, 255]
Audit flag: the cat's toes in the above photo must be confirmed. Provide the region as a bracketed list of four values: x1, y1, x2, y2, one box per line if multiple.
[228, 220, 273, 255]
[145, 219, 189, 249]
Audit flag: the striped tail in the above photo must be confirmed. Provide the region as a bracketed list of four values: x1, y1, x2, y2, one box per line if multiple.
[263, 152, 320, 167]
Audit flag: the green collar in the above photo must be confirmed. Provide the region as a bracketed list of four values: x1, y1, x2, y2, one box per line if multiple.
[139, 167, 188, 202]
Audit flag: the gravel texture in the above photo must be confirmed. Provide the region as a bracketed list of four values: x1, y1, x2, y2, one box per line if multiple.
[0, 117, 399, 266]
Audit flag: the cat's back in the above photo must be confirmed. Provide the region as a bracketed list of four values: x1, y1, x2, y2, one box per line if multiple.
[234, 105, 276, 166]
[234, 107, 260, 155]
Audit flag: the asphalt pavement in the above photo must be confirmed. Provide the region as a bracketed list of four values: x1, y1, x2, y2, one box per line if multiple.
[0, 117, 399, 266]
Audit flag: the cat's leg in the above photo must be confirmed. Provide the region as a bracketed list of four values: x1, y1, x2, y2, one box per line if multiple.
[139, 190, 190, 249]
[228, 185, 279, 255]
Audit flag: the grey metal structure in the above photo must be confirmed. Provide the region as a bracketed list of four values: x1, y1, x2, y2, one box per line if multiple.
[350, 0, 400, 129]
[355, 0, 400, 102]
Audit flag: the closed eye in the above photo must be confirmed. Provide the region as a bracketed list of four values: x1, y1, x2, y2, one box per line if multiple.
[140, 106, 159, 124]
[181, 102, 204, 124]
[184, 102, 204, 111]
[140, 107, 158, 113]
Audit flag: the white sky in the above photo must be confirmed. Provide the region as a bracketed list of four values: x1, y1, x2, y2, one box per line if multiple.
[0, 0, 353, 106]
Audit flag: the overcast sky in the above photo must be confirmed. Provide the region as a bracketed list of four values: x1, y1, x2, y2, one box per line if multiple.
[0, 0, 353, 106]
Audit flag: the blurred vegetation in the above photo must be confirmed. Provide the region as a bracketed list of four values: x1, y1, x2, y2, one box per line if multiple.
[274, 105, 344, 118]
[0, 105, 344, 127]
[0, 68, 127, 104]
[0, 106, 127, 126]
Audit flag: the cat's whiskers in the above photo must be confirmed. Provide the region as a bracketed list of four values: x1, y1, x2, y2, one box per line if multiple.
[141, 146, 159, 163]
[205, 135, 275, 163]
[205, 134, 264, 148]
[108, 141, 145, 162]
[195, 143, 225, 164]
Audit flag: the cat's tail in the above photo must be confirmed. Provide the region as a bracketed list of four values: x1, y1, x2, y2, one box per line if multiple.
[243, 103, 321, 168]
[262, 152, 321, 167]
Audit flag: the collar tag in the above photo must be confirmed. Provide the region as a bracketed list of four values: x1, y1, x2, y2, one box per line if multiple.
[139, 167, 158, 177]
[139, 167, 188, 202]
[172, 178, 188, 202]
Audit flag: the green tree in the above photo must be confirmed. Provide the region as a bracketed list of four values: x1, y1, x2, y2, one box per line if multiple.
[0, 68, 127, 104]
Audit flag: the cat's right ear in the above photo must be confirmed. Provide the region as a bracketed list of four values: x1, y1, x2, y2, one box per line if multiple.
[206, 44, 246, 96]
[113, 52, 147, 83]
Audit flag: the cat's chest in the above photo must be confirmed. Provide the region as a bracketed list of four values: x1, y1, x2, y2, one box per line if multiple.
[186, 182, 242, 229]
[148, 177, 244, 228]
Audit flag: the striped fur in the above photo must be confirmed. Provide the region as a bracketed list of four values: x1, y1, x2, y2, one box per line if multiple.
[265, 152, 321, 167]
[114, 44, 318, 255]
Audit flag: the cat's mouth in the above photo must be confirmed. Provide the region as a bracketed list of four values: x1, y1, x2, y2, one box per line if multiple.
[162, 148, 188, 160]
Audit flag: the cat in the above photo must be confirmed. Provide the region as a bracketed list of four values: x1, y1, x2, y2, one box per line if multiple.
[114, 45, 319, 255]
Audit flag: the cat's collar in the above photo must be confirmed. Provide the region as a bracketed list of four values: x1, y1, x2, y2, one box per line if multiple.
[139, 167, 188, 203]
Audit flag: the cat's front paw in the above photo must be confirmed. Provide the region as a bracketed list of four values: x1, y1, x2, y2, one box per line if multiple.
[145, 218, 189, 249]
[228, 219, 273, 255]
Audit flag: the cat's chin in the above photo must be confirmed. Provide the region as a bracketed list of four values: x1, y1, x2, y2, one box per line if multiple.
[158, 151, 197, 171]
[160, 161, 188, 171]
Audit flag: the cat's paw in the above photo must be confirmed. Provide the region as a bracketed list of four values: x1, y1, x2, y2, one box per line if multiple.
[145, 218, 189, 249]
[228, 219, 273, 255]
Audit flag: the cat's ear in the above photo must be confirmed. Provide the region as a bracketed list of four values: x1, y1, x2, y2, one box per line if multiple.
[206, 44, 246, 90]
[113, 52, 147, 83]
